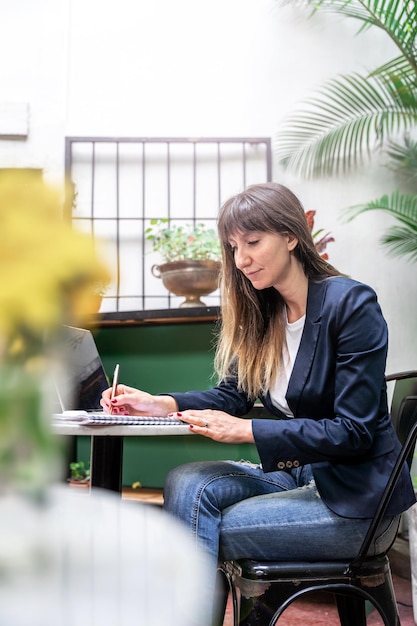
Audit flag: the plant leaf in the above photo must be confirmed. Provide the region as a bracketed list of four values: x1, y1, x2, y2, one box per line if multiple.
[386, 133, 417, 182]
[343, 190, 417, 260]
[381, 225, 417, 261]
[344, 190, 417, 226]
[277, 0, 417, 58]
[275, 72, 417, 177]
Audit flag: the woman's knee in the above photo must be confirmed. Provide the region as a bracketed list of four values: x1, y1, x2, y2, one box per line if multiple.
[165, 461, 223, 489]
[163, 461, 233, 521]
[164, 461, 229, 503]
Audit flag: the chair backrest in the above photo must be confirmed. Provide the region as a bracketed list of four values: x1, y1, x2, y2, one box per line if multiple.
[397, 395, 417, 468]
[388, 370, 417, 449]
[347, 370, 417, 572]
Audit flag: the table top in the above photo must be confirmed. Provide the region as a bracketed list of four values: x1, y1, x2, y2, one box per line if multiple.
[51, 422, 193, 436]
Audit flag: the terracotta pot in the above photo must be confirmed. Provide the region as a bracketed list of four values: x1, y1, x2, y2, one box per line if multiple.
[151, 259, 221, 308]
[68, 479, 90, 489]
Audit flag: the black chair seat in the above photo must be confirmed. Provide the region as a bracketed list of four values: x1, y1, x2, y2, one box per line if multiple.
[227, 554, 388, 579]
[221, 555, 396, 626]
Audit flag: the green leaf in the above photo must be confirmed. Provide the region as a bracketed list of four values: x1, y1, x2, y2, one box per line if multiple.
[382, 225, 417, 261]
[343, 190, 417, 260]
[274, 0, 417, 262]
[278, 0, 417, 57]
[275, 72, 417, 177]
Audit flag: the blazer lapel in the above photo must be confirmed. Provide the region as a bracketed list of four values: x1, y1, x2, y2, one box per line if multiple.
[286, 279, 328, 416]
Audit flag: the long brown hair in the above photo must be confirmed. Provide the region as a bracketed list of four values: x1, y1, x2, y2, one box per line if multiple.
[214, 182, 342, 400]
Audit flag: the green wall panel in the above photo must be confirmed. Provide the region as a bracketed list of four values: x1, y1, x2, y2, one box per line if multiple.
[93, 323, 219, 393]
[77, 435, 259, 488]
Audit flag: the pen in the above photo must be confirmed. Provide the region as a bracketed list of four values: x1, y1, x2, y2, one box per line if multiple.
[109, 363, 120, 414]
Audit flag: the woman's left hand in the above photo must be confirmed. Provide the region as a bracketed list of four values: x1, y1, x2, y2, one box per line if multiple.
[168, 409, 254, 444]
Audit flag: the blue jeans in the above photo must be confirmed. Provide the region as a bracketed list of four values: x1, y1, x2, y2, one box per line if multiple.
[163, 460, 398, 562]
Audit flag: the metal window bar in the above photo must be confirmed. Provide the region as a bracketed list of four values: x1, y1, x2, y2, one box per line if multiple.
[64, 137, 272, 312]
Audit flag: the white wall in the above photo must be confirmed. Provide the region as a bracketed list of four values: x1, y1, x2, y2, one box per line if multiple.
[0, 1, 68, 180]
[0, 0, 415, 373]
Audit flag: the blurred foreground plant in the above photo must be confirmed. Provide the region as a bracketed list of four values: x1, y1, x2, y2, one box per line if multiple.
[0, 169, 110, 494]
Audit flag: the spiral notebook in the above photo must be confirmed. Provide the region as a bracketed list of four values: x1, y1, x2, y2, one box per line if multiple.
[52, 326, 185, 427]
[52, 412, 186, 426]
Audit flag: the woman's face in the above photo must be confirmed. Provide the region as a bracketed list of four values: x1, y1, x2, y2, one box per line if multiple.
[228, 229, 298, 290]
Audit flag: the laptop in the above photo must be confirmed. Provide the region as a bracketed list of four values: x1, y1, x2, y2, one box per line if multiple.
[53, 325, 109, 413]
[52, 326, 185, 426]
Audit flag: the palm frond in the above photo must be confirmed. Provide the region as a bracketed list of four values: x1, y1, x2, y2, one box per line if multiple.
[370, 56, 415, 79]
[378, 70, 417, 111]
[343, 190, 417, 260]
[381, 225, 417, 261]
[386, 134, 417, 183]
[357, 0, 417, 61]
[275, 0, 417, 262]
[344, 191, 417, 229]
[275, 73, 417, 177]
[277, 1, 417, 65]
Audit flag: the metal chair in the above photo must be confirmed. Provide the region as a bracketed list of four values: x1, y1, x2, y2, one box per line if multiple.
[217, 371, 417, 626]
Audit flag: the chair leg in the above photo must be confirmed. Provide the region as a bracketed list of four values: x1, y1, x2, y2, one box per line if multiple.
[362, 576, 401, 626]
[335, 594, 367, 626]
[213, 569, 231, 626]
[335, 577, 400, 626]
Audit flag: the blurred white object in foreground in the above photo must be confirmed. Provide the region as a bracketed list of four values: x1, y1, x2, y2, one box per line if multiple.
[0, 486, 213, 626]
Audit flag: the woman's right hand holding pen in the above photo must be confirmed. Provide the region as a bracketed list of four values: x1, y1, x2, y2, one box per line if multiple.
[100, 384, 178, 416]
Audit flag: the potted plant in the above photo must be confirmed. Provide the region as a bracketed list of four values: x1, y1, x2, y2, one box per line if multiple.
[146, 219, 222, 308]
[68, 461, 90, 488]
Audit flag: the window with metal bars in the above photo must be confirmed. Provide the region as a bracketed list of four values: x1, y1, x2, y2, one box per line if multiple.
[65, 137, 272, 313]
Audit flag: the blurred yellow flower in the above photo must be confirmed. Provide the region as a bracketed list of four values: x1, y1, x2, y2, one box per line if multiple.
[0, 169, 111, 494]
[0, 170, 110, 360]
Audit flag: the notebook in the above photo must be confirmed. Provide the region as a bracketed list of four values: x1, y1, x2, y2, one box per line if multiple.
[52, 325, 185, 426]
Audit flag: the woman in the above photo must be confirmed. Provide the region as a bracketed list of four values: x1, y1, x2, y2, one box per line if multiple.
[101, 182, 415, 566]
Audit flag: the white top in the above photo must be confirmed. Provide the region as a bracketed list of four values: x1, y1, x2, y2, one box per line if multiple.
[269, 312, 306, 417]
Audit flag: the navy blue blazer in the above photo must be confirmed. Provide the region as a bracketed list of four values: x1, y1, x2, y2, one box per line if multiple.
[171, 276, 416, 519]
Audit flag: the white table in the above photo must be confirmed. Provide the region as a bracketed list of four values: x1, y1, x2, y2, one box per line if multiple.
[52, 422, 191, 437]
[52, 422, 192, 492]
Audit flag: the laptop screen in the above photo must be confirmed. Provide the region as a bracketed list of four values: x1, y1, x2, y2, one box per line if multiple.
[55, 326, 109, 411]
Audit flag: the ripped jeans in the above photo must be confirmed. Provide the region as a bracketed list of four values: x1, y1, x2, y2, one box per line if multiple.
[163, 460, 398, 563]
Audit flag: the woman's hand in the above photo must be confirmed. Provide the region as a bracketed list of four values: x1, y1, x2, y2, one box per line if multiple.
[168, 409, 254, 444]
[100, 384, 178, 416]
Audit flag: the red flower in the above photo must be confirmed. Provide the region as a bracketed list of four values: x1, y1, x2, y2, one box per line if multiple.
[305, 210, 316, 232]
[305, 210, 334, 259]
